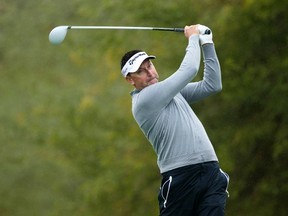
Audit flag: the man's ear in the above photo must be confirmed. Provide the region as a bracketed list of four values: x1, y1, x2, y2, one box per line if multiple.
[125, 76, 134, 85]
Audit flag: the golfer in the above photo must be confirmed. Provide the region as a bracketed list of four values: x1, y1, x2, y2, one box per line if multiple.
[120, 24, 229, 216]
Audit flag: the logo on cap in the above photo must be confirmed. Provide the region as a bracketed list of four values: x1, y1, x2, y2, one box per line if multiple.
[128, 52, 146, 66]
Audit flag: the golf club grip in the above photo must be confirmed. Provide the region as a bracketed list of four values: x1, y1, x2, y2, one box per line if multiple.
[173, 28, 185, 32]
[153, 28, 211, 34]
[152, 28, 184, 32]
[179, 28, 211, 34]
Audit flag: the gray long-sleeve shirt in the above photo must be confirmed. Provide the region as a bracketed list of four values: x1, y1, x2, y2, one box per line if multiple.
[130, 35, 222, 173]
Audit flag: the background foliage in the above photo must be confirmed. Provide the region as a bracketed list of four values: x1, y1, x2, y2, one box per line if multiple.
[1, 0, 287, 215]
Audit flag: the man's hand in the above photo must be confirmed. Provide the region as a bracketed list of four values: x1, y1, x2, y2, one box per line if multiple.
[198, 24, 213, 45]
[184, 25, 199, 38]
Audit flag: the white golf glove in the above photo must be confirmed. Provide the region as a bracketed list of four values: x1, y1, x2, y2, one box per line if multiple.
[198, 24, 213, 45]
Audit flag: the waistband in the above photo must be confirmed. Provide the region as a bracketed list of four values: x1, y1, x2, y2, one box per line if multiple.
[161, 161, 219, 177]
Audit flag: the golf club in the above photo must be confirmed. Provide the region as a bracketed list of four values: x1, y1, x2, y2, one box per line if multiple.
[48, 25, 211, 45]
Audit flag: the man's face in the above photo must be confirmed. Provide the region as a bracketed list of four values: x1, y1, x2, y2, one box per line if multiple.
[126, 59, 159, 90]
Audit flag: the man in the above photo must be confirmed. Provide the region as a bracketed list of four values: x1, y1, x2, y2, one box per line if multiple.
[120, 24, 229, 216]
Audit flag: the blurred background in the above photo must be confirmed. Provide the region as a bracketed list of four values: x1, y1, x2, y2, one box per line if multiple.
[0, 0, 287, 215]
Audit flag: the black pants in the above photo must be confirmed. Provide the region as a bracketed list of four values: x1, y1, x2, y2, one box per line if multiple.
[158, 162, 229, 216]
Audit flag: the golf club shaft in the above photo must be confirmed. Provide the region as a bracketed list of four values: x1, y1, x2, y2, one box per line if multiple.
[68, 26, 211, 34]
[68, 26, 184, 32]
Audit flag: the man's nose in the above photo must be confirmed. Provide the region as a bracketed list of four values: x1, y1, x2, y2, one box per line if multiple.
[146, 69, 153, 76]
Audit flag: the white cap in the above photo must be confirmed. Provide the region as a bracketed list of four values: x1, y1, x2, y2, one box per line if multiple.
[121, 51, 156, 77]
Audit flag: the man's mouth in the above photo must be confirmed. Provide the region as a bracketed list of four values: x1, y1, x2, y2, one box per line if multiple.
[148, 77, 158, 82]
